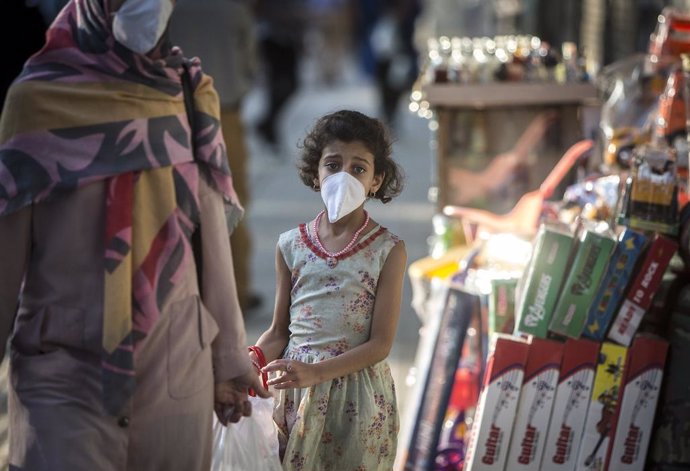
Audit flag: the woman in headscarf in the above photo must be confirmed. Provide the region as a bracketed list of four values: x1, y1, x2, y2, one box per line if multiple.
[0, 1, 268, 470]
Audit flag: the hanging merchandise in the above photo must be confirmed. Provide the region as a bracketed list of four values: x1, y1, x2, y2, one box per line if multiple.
[597, 8, 690, 174]
[648, 8, 690, 59]
[655, 61, 689, 208]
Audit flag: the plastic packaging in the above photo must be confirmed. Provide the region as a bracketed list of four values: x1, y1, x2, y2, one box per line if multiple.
[211, 396, 282, 471]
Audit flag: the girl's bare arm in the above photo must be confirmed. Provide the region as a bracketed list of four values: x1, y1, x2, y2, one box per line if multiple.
[251, 244, 291, 365]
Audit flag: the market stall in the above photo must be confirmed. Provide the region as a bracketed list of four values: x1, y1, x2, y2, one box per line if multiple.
[396, 8, 690, 471]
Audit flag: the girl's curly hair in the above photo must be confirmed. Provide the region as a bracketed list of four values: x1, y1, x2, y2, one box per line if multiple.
[297, 110, 404, 203]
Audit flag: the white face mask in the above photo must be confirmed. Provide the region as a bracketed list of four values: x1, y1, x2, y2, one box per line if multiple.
[320, 172, 367, 223]
[113, 0, 174, 55]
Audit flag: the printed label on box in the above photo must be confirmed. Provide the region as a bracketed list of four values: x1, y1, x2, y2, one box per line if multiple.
[541, 338, 600, 471]
[506, 338, 563, 470]
[608, 235, 678, 346]
[516, 225, 574, 338]
[607, 337, 668, 471]
[583, 229, 647, 342]
[549, 228, 616, 338]
[576, 342, 628, 470]
[464, 335, 529, 471]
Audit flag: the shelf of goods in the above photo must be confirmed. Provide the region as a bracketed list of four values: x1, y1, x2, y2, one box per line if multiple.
[423, 81, 600, 213]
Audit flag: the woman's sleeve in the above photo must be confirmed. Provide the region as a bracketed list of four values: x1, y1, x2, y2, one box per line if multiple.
[0, 207, 31, 360]
[198, 180, 252, 383]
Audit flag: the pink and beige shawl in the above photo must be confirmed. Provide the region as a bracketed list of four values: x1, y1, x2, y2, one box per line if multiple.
[0, 0, 242, 415]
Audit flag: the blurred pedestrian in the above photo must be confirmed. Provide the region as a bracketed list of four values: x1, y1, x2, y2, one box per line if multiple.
[304, 0, 351, 86]
[170, 0, 264, 312]
[254, 0, 308, 150]
[0, 1, 268, 470]
[369, 0, 421, 127]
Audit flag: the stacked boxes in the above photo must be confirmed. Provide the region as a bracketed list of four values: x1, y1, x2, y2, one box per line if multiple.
[400, 287, 480, 470]
[464, 334, 530, 471]
[542, 338, 600, 471]
[505, 337, 564, 470]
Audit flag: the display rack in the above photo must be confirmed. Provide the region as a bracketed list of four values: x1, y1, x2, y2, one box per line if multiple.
[423, 82, 599, 108]
[423, 82, 600, 212]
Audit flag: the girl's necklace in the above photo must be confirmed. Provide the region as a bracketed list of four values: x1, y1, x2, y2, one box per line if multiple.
[312, 209, 370, 268]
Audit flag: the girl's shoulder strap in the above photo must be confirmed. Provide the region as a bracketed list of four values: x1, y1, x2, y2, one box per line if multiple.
[378, 227, 402, 252]
[360, 225, 402, 262]
[277, 225, 303, 267]
[278, 226, 302, 250]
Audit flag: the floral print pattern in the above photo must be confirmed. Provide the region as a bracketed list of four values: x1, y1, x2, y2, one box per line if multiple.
[274, 224, 401, 470]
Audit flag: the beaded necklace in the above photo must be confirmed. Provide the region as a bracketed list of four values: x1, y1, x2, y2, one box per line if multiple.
[312, 209, 370, 268]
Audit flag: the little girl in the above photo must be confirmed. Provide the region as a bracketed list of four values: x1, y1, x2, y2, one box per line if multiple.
[250, 110, 407, 470]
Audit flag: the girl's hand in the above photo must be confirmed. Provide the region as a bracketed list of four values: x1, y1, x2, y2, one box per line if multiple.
[263, 359, 320, 389]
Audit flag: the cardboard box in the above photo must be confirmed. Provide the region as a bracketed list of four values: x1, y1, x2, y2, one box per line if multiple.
[464, 334, 530, 471]
[516, 224, 575, 338]
[576, 342, 628, 470]
[400, 286, 480, 470]
[583, 229, 647, 342]
[488, 277, 519, 336]
[549, 227, 616, 339]
[608, 234, 678, 346]
[505, 338, 564, 470]
[541, 338, 600, 471]
[606, 336, 668, 471]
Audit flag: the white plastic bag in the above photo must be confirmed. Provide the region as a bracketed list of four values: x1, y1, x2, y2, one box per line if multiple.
[211, 396, 282, 471]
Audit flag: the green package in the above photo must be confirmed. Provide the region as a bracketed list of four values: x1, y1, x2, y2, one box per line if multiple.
[488, 277, 519, 336]
[549, 227, 616, 338]
[516, 224, 575, 338]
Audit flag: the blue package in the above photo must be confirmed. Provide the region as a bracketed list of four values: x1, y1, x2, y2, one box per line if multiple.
[582, 228, 647, 341]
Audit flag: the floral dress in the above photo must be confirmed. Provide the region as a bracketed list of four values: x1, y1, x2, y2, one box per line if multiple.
[274, 221, 401, 471]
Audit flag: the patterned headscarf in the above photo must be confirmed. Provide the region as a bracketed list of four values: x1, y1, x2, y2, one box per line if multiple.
[0, 0, 242, 415]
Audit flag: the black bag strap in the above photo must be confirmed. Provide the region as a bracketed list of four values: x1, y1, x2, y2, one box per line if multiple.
[180, 61, 203, 291]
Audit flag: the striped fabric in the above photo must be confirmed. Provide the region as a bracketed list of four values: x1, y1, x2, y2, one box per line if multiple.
[0, 0, 242, 415]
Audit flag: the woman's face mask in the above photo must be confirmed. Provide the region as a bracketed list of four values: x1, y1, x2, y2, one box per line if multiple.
[113, 0, 174, 55]
[320, 172, 367, 223]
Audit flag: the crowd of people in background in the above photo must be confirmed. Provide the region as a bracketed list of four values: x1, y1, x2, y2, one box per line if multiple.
[3, 0, 683, 135]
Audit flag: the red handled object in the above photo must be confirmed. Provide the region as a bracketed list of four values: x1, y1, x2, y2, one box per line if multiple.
[247, 345, 269, 396]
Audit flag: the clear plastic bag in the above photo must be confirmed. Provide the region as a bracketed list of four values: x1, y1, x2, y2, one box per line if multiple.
[210, 396, 282, 471]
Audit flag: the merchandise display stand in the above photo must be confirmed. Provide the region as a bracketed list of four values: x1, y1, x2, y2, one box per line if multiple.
[423, 82, 600, 213]
[400, 10, 690, 470]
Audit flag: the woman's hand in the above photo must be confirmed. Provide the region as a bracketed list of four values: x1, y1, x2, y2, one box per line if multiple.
[214, 370, 271, 425]
[263, 359, 321, 389]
